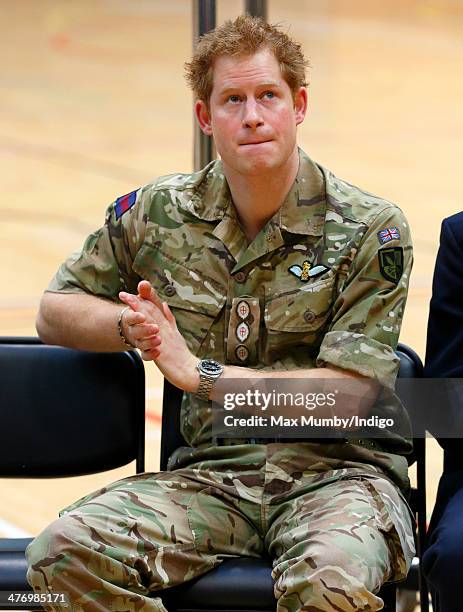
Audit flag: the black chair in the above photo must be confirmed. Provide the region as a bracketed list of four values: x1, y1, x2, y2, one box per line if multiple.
[396, 345, 429, 612]
[0, 338, 426, 611]
[0, 337, 145, 609]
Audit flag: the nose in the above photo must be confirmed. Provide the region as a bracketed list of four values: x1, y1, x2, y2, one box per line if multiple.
[242, 99, 264, 129]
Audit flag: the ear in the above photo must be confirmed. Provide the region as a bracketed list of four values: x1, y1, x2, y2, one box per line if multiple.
[194, 99, 213, 136]
[294, 87, 308, 126]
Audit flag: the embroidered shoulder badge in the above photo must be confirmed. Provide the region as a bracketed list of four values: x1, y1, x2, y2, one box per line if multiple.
[377, 226, 400, 245]
[378, 247, 403, 284]
[289, 261, 330, 282]
[114, 189, 139, 220]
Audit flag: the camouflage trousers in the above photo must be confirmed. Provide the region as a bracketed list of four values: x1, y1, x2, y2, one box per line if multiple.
[26, 444, 415, 611]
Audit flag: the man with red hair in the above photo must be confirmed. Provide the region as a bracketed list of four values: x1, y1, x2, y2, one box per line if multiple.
[28, 15, 414, 611]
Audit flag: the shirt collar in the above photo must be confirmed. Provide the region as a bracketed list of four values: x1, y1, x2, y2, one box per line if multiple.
[184, 148, 326, 236]
[278, 148, 326, 236]
[184, 160, 232, 221]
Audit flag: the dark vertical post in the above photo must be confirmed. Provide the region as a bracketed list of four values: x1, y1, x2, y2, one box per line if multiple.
[244, 0, 267, 20]
[193, 0, 216, 171]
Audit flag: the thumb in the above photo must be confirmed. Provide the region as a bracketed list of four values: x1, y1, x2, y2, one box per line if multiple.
[138, 280, 163, 310]
[162, 301, 177, 326]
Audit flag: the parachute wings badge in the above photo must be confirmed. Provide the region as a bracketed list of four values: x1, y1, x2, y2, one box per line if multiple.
[288, 261, 330, 282]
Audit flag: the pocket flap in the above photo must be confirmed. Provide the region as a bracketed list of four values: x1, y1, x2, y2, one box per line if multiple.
[133, 243, 226, 316]
[264, 274, 335, 332]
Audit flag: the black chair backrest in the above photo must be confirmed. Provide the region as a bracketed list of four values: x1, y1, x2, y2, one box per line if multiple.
[397, 343, 423, 379]
[160, 377, 185, 471]
[396, 343, 429, 612]
[0, 337, 145, 477]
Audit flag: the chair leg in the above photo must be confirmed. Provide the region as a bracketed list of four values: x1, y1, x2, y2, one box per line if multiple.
[380, 582, 397, 612]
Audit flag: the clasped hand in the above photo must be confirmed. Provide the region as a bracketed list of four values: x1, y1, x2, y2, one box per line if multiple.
[118, 281, 198, 391]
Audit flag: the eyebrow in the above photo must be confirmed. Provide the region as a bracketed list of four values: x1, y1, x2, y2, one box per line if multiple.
[218, 82, 281, 95]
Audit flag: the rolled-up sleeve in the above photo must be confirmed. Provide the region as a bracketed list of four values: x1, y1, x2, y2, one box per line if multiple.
[47, 189, 146, 300]
[317, 205, 413, 389]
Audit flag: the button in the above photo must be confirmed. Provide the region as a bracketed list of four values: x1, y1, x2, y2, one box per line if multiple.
[164, 284, 176, 297]
[234, 271, 247, 284]
[303, 310, 316, 324]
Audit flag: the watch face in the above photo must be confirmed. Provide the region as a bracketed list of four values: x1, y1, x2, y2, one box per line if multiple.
[199, 359, 223, 376]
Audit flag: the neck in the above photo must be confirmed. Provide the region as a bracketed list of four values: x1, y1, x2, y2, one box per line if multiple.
[223, 147, 300, 242]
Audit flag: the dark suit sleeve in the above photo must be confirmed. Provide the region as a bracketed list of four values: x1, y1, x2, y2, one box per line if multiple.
[425, 218, 463, 378]
[425, 216, 463, 456]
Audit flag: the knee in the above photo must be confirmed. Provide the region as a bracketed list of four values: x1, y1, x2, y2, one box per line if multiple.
[273, 551, 384, 612]
[26, 514, 90, 588]
[27, 514, 87, 564]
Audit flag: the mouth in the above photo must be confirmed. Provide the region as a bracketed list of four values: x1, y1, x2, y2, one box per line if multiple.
[239, 140, 273, 147]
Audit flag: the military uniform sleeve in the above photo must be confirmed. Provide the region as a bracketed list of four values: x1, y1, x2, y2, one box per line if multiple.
[47, 188, 147, 300]
[316, 205, 413, 389]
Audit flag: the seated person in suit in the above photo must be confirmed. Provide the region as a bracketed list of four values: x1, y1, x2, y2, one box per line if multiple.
[422, 212, 463, 612]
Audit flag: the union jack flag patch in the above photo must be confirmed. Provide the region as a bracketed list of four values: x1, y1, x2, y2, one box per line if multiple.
[377, 226, 400, 245]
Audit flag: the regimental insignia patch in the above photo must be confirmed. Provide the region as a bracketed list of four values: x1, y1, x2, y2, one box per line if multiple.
[377, 226, 400, 245]
[236, 321, 250, 342]
[235, 345, 249, 362]
[288, 261, 330, 282]
[378, 247, 403, 284]
[237, 300, 250, 320]
[114, 189, 139, 219]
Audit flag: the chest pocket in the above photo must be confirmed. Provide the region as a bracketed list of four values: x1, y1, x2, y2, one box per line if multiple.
[263, 271, 337, 362]
[133, 244, 226, 356]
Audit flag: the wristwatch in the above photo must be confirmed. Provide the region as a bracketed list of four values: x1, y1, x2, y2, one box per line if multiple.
[195, 359, 224, 401]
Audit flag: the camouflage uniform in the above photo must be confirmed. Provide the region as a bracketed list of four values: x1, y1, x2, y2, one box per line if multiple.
[27, 150, 415, 611]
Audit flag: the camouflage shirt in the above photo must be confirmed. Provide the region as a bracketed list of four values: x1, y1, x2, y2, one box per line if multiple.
[49, 149, 413, 471]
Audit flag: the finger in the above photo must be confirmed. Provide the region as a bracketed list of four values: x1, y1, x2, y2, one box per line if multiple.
[138, 280, 163, 310]
[137, 280, 152, 300]
[149, 335, 162, 347]
[137, 336, 162, 352]
[124, 310, 146, 326]
[119, 291, 142, 312]
[130, 323, 159, 338]
[140, 347, 161, 361]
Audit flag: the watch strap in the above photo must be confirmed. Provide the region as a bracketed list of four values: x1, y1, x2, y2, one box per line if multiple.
[196, 375, 215, 401]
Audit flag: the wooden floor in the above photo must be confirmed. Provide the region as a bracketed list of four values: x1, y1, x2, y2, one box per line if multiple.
[1, 2, 462, 592]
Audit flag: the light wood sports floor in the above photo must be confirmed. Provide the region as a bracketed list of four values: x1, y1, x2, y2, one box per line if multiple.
[1, 1, 462, 595]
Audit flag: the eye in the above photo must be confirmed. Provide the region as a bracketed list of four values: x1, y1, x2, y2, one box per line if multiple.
[262, 91, 275, 99]
[227, 95, 241, 104]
